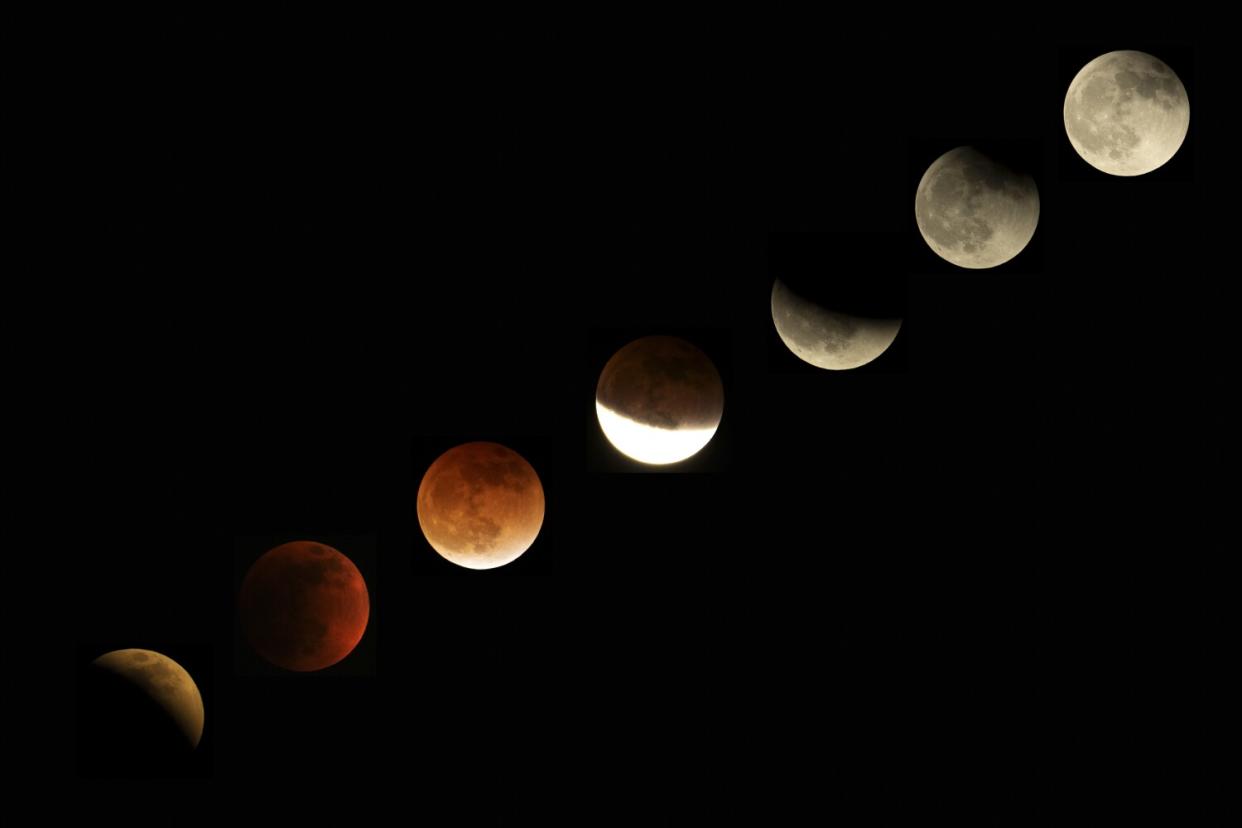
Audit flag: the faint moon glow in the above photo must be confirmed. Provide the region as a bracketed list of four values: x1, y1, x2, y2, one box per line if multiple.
[595, 401, 719, 465]
[239, 541, 370, 672]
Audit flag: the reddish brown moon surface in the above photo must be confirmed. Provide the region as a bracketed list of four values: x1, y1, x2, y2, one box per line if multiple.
[239, 541, 370, 672]
[417, 442, 545, 570]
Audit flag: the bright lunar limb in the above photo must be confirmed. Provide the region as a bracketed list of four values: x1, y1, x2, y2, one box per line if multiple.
[915, 146, 1039, 269]
[595, 401, 718, 464]
[771, 280, 901, 370]
[417, 442, 545, 570]
[93, 649, 205, 749]
[1064, 50, 1189, 176]
[595, 336, 724, 466]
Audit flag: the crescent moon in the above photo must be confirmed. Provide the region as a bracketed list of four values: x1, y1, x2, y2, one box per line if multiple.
[92, 649, 204, 749]
[771, 280, 901, 370]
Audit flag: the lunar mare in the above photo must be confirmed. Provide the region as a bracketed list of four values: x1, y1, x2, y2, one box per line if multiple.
[1064, 50, 1189, 176]
[239, 541, 370, 672]
[93, 649, 204, 748]
[915, 146, 1039, 269]
[770, 280, 901, 370]
[595, 335, 724, 465]
[417, 442, 545, 570]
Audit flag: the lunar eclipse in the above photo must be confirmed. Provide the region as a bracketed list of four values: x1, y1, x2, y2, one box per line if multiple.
[595, 336, 725, 465]
[239, 541, 370, 672]
[417, 442, 546, 570]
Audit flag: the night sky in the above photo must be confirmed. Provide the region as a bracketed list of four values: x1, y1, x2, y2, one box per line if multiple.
[59, 23, 1220, 820]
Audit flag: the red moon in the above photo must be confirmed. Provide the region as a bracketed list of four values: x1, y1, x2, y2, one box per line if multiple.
[239, 541, 370, 672]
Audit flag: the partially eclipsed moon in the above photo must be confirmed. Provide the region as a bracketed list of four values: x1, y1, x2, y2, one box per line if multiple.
[239, 541, 370, 672]
[915, 146, 1039, 269]
[417, 442, 545, 570]
[771, 280, 901, 370]
[92, 649, 204, 749]
[595, 335, 724, 465]
[1063, 50, 1189, 176]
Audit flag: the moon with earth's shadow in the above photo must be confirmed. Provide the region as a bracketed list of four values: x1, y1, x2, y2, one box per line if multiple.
[92, 649, 205, 749]
[239, 541, 370, 671]
[1063, 50, 1189, 176]
[915, 146, 1039, 269]
[417, 442, 545, 570]
[771, 280, 902, 370]
[595, 335, 724, 465]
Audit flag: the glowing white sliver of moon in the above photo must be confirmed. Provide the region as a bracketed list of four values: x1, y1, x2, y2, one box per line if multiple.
[595, 401, 718, 465]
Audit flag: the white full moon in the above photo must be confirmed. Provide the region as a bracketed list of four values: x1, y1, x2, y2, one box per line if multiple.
[770, 280, 901, 370]
[1064, 50, 1189, 176]
[915, 146, 1040, 269]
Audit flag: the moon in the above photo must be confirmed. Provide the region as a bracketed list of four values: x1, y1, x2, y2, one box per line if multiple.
[915, 146, 1039, 269]
[595, 335, 724, 465]
[239, 541, 370, 671]
[771, 280, 901, 370]
[1064, 50, 1189, 176]
[92, 649, 204, 749]
[417, 442, 545, 570]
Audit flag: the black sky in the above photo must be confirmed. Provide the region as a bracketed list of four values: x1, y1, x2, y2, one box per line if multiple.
[58, 23, 1220, 818]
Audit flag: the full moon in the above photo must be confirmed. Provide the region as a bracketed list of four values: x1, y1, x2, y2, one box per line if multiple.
[915, 146, 1040, 269]
[595, 335, 724, 465]
[92, 649, 204, 749]
[239, 541, 370, 671]
[771, 280, 901, 370]
[1064, 50, 1189, 176]
[417, 442, 545, 570]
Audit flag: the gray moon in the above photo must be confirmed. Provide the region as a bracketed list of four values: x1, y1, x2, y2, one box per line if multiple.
[915, 146, 1039, 269]
[771, 280, 901, 370]
[93, 649, 204, 749]
[1064, 50, 1189, 176]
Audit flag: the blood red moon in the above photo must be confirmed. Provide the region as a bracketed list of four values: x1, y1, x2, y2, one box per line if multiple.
[239, 541, 370, 671]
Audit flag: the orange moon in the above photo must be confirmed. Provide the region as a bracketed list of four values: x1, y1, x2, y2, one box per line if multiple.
[239, 541, 370, 671]
[417, 442, 545, 570]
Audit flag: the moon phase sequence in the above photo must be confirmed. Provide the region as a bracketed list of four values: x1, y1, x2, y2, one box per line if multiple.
[915, 146, 1039, 269]
[418, 442, 545, 570]
[239, 541, 370, 672]
[596, 335, 724, 465]
[92, 649, 205, 749]
[1064, 50, 1188, 176]
[771, 280, 901, 370]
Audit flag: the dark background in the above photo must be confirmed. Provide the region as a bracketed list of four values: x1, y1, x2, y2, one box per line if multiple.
[62, 23, 1218, 818]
